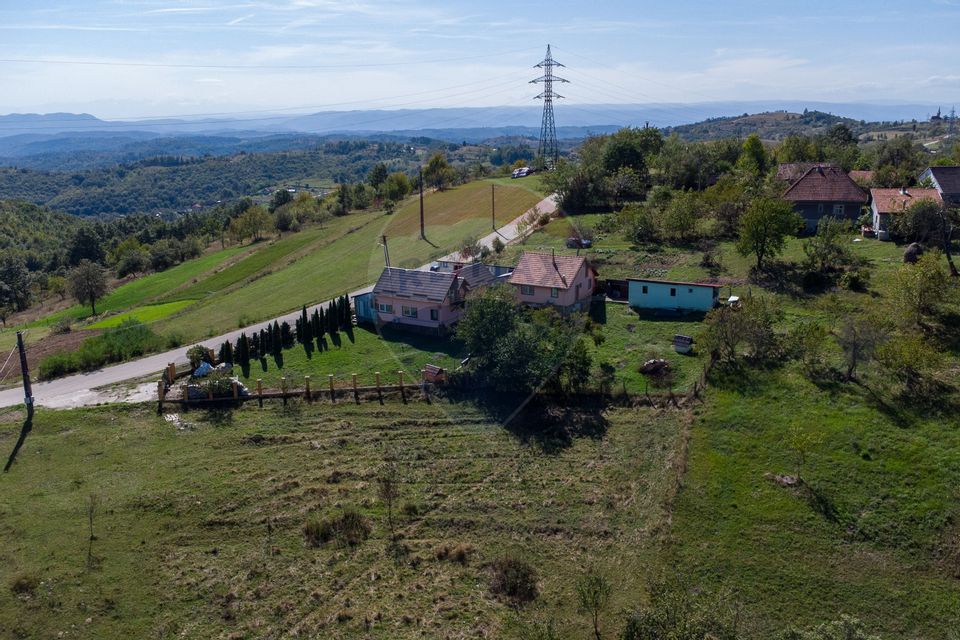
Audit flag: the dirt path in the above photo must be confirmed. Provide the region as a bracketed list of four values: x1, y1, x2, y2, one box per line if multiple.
[0, 195, 557, 410]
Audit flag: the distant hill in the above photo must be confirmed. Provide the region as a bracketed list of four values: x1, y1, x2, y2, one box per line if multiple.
[665, 110, 862, 142]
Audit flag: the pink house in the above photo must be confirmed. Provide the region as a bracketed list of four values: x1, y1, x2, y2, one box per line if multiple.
[372, 268, 468, 335]
[508, 252, 596, 312]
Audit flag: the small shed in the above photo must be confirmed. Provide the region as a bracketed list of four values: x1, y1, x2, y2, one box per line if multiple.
[628, 278, 722, 313]
[422, 364, 446, 384]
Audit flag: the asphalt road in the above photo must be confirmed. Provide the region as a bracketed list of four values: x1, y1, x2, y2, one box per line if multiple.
[0, 195, 557, 409]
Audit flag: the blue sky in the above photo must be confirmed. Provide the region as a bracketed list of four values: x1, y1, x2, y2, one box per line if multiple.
[1, 0, 959, 119]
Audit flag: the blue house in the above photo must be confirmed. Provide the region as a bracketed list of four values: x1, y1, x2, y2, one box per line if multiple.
[628, 278, 722, 313]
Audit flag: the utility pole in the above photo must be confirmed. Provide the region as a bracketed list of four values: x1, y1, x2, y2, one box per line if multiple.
[491, 183, 496, 230]
[531, 44, 568, 170]
[4, 331, 34, 473]
[380, 235, 391, 268]
[418, 168, 425, 240]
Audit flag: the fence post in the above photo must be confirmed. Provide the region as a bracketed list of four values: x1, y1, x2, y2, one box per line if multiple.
[375, 371, 382, 405]
[232, 380, 239, 401]
[281, 376, 287, 406]
[352, 373, 359, 404]
[304, 375, 311, 401]
[398, 370, 406, 404]
[157, 380, 165, 414]
[328, 374, 335, 403]
[207, 385, 213, 401]
[167, 362, 176, 384]
[257, 378, 263, 408]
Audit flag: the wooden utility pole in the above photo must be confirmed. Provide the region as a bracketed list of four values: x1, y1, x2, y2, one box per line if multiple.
[491, 183, 496, 230]
[381, 235, 391, 267]
[418, 168, 425, 240]
[4, 331, 34, 473]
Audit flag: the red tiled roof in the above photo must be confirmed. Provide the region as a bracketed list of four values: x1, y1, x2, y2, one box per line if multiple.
[508, 252, 589, 290]
[870, 188, 942, 215]
[783, 165, 869, 204]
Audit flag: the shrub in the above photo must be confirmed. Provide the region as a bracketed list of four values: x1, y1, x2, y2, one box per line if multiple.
[51, 318, 72, 335]
[435, 542, 474, 564]
[303, 508, 371, 548]
[839, 267, 871, 291]
[186, 344, 211, 369]
[491, 236, 505, 254]
[489, 555, 538, 605]
[9, 572, 38, 595]
[38, 320, 165, 380]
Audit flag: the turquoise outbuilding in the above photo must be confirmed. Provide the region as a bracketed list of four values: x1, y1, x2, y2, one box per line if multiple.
[627, 278, 722, 313]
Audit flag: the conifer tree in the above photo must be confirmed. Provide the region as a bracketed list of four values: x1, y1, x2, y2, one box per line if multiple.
[237, 332, 250, 368]
[342, 295, 352, 328]
[281, 321, 293, 347]
[312, 308, 321, 338]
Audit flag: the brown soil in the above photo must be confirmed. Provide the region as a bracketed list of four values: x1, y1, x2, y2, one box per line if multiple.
[0, 329, 101, 382]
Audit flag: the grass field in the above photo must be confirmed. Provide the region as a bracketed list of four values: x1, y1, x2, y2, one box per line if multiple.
[11, 179, 542, 358]
[156, 180, 541, 341]
[670, 364, 960, 637]
[35, 245, 248, 327]
[86, 301, 195, 329]
[0, 399, 681, 639]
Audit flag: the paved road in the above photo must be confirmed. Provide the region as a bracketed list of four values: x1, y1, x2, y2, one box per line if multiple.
[0, 194, 557, 410]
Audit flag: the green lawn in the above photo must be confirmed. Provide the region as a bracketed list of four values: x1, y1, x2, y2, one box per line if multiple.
[86, 300, 196, 329]
[0, 400, 679, 639]
[670, 364, 960, 637]
[226, 326, 465, 390]
[33, 245, 247, 327]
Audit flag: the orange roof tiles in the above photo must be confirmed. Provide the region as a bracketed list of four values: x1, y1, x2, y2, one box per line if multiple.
[508, 252, 589, 290]
[870, 188, 942, 215]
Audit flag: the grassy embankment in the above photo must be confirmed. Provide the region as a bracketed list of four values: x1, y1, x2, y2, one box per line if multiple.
[9, 179, 542, 361]
[0, 400, 679, 639]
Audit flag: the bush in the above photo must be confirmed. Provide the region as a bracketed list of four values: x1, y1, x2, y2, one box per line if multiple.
[491, 236, 505, 254]
[38, 320, 166, 380]
[303, 508, 371, 548]
[839, 267, 870, 291]
[51, 318, 72, 335]
[435, 542, 474, 564]
[9, 572, 38, 595]
[489, 555, 538, 605]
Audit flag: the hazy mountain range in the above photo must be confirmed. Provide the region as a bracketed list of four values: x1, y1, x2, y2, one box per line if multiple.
[0, 101, 951, 172]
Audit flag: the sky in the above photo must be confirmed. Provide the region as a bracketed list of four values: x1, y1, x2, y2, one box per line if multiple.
[1, 0, 959, 120]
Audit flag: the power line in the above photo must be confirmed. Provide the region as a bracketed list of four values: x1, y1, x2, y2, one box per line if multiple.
[0, 72, 534, 133]
[0, 47, 540, 71]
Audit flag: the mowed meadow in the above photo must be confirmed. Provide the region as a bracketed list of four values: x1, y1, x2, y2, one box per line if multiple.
[0, 399, 682, 639]
[18, 178, 543, 348]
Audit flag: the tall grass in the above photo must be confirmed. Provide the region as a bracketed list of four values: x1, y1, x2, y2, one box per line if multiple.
[38, 320, 169, 379]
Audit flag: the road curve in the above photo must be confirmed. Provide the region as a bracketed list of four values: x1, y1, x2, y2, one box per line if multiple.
[0, 195, 557, 410]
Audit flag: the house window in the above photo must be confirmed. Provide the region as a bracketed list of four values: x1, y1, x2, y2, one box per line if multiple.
[430, 309, 439, 321]
[401, 306, 418, 318]
[641, 285, 648, 294]
[520, 284, 534, 296]
[833, 204, 845, 216]
[817, 203, 825, 214]
[670, 288, 677, 297]
[377, 302, 394, 314]
[550, 287, 559, 298]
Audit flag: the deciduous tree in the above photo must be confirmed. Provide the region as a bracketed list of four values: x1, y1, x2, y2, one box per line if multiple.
[67, 259, 108, 315]
[736, 197, 802, 271]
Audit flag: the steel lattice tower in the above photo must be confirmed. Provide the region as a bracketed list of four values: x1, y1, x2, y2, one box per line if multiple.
[531, 44, 568, 169]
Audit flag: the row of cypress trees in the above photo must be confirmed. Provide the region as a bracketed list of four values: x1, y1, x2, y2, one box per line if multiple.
[217, 295, 353, 370]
